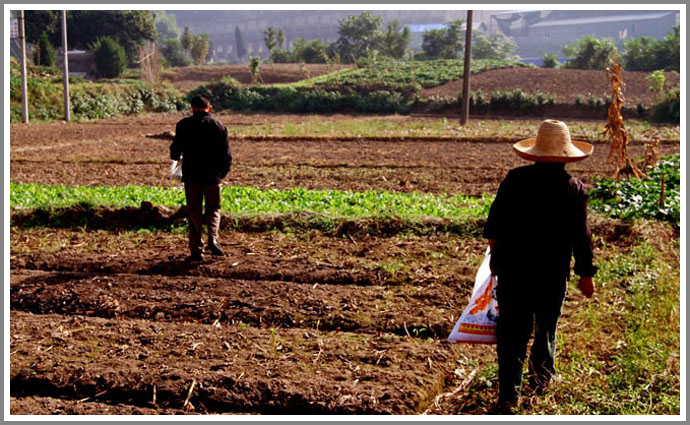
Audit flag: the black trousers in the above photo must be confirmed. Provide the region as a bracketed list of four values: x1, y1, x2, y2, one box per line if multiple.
[495, 273, 567, 404]
[184, 183, 222, 256]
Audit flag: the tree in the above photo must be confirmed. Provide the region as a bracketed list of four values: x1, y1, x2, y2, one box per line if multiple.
[472, 32, 516, 60]
[263, 25, 278, 61]
[180, 26, 193, 58]
[91, 36, 128, 78]
[248, 55, 261, 84]
[622, 27, 679, 72]
[67, 11, 156, 65]
[621, 36, 658, 71]
[190, 33, 210, 65]
[382, 20, 411, 59]
[297, 38, 329, 63]
[235, 26, 247, 60]
[154, 11, 180, 43]
[656, 26, 680, 72]
[33, 32, 57, 67]
[562, 35, 617, 70]
[160, 38, 190, 67]
[334, 12, 384, 63]
[24, 10, 60, 45]
[422, 19, 464, 59]
[277, 29, 286, 49]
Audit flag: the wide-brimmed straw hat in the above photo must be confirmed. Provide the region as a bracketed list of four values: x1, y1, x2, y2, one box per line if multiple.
[512, 120, 593, 163]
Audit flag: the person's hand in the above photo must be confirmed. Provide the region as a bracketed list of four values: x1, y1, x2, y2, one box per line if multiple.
[488, 239, 496, 276]
[577, 276, 595, 298]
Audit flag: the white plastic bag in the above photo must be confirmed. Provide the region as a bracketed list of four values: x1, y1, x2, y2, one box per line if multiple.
[170, 157, 183, 185]
[448, 247, 498, 344]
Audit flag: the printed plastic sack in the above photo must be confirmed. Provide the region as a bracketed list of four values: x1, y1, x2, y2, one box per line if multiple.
[170, 157, 183, 185]
[448, 247, 498, 344]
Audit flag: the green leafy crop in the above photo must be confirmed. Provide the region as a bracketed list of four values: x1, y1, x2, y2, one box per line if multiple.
[10, 183, 494, 221]
[589, 154, 680, 223]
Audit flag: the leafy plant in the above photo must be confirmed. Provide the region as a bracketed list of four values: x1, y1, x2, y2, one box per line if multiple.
[646, 70, 666, 94]
[589, 154, 680, 223]
[542, 53, 559, 68]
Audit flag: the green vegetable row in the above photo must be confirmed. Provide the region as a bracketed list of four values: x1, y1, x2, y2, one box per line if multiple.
[10, 183, 494, 220]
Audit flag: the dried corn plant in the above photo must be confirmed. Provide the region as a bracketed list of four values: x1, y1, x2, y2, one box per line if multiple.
[643, 139, 661, 170]
[603, 53, 645, 179]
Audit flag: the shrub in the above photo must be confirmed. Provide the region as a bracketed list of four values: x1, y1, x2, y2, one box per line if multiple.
[562, 35, 617, 70]
[649, 89, 680, 124]
[489, 89, 554, 111]
[91, 36, 128, 78]
[622, 27, 679, 72]
[542, 53, 559, 68]
[33, 32, 56, 67]
[354, 90, 413, 114]
[471, 89, 489, 113]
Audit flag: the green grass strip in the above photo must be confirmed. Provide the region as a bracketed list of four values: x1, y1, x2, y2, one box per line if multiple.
[10, 183, 493, 220]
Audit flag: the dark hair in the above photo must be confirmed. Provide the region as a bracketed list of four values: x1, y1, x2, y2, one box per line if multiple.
[191, 95, 212, 109]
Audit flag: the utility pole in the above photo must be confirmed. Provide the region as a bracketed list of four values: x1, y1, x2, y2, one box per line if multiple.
[61, 10, 70, 121]
[460, 10, 473, 126]
[19, 10, 29, 123]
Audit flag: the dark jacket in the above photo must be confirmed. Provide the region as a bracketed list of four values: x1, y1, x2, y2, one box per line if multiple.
[483, 163, 597, 280]
[170, 111, 232, 184]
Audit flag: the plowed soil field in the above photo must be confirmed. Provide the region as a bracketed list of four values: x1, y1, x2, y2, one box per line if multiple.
[421, 68, 681, 107]
[9, 113, 680, 195]
[9, 113, 680, 415]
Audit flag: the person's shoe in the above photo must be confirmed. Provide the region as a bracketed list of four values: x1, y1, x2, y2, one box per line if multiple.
[526, 373, 560, 396]
[206, 239, 224, 256]
[186, 252, 204, 262]
[496, 400, 517, 415]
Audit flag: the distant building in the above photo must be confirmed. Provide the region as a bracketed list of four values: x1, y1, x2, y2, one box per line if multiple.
[490, 9, 680, 59]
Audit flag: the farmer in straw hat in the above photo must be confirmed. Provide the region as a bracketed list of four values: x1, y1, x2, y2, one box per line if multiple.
[483, 119, 597, 414]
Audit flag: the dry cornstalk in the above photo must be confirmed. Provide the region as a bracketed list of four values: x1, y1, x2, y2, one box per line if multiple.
[603, 53, 645, 180]
[182, 379, 197, 412]
[423, 368, 479, 414]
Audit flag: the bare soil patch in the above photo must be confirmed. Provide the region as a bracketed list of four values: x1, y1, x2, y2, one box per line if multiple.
[421, 68, 681, 107]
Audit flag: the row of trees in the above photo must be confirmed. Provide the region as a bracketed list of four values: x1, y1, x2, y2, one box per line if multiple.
[22, 10, 679, 78]
[541, 26, 680, 72]
[157, 12, 211, 67]
[24, 10, 213, 76]
[263, 13, 517, 65]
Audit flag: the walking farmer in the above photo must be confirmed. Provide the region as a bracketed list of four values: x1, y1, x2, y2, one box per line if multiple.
[483, 120, 597, 414]
[170, 95, 232, 262]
